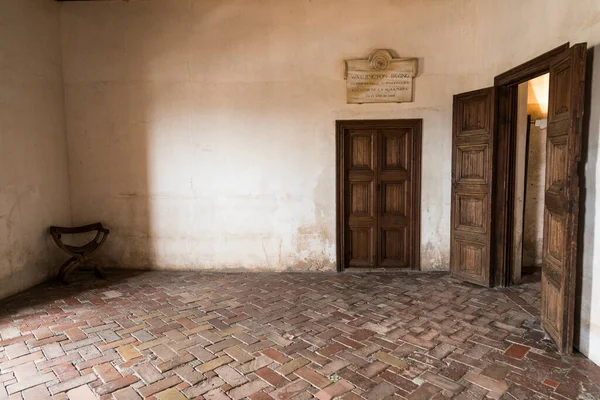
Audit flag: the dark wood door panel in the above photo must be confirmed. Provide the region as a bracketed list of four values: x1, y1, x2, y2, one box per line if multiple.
[348, 131, 376, 169]
[348, 182, 374, 218]
[452, 238, 490, 284]
[380, 128, 411, 171]
[378, 127, 413, 268]
[541, 43, 586, 354]
[380, 181, 409, 217]
[348, 227, 375, 268]
[337, 120, 421, 271]
[450, 87, 495, 287]
[380, 227, 408, 267]
[456, 92, 494, 136]
[345, 130, 377, 268]
[453, 192, 489, 235]
[455, 143, 490, 185]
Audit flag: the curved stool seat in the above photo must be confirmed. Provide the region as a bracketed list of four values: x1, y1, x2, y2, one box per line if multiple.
[49, 223, 110, 283]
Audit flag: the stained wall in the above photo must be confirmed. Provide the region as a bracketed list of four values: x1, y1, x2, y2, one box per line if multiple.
[58, 0, 599, 273]
[0, 0, 71, 300]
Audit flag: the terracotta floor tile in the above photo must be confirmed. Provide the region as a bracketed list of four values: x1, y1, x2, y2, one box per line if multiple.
[0, 270, 596, 399]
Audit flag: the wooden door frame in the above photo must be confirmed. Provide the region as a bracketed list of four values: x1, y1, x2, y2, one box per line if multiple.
[493, 43, 570, 286]
[336, 119, 422, 272]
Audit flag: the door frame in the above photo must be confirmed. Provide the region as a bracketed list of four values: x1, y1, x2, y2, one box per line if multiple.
[493, 43, 570, 286]
[336, 119, 422, 272]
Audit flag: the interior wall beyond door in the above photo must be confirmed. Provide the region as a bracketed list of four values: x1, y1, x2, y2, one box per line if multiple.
[512, 83, 529, 284]
[522, 75, 549, 268]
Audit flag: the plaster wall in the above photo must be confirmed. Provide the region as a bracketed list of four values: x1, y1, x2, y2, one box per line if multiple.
[522, 122, 547, 267]
[0, 0, 71, 300]
[60, 0, 600, 273]
[580, 44, 600, 367]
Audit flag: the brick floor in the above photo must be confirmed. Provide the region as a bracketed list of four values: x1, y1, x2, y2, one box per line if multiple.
[0, 270, 599, 399]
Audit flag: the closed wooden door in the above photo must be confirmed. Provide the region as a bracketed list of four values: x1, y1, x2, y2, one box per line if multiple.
[541, 43, 586, 354]
[344, 128, 378, 268]
[337, 120, 421, 270]
[450, 88, 495, 287]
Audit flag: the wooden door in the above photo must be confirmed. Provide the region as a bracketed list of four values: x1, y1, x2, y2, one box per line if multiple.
[541, 43, 587, 354]
[344, 129, 378, 268]
[337, 120, 421, 270]
[450, 88, 495, 286]
[378, 127, 420, 268]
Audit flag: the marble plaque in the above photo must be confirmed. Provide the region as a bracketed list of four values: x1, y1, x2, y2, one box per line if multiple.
[345, 49, 418, 104]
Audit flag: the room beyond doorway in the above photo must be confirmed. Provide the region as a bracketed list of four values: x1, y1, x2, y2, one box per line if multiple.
[336, 119, 422, 271]
[512, 74, 550, 284]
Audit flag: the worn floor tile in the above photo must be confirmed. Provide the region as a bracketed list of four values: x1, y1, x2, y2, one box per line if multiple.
[0, 270, 597, 399]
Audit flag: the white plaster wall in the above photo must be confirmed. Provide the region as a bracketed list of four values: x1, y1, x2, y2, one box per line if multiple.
[0, 0, 71, 300]
[580, 44, 600, 367]
[59, 0, 600, 273]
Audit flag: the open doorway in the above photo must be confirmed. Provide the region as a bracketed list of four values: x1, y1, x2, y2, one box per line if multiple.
[512, 74, 549, 284]
[450, 42, 588, 353]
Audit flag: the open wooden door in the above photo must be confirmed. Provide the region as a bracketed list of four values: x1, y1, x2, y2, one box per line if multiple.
[541, 43, 587, 354]
[450, 88, 495, 287]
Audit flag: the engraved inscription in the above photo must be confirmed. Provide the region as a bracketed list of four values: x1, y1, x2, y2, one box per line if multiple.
[345, 49, 418, 104]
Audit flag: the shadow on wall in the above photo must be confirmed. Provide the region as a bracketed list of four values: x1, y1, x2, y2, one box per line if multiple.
[63, 1, 338, 272]
[575, 45, 598, 354]
[63, 2, 160, 271]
